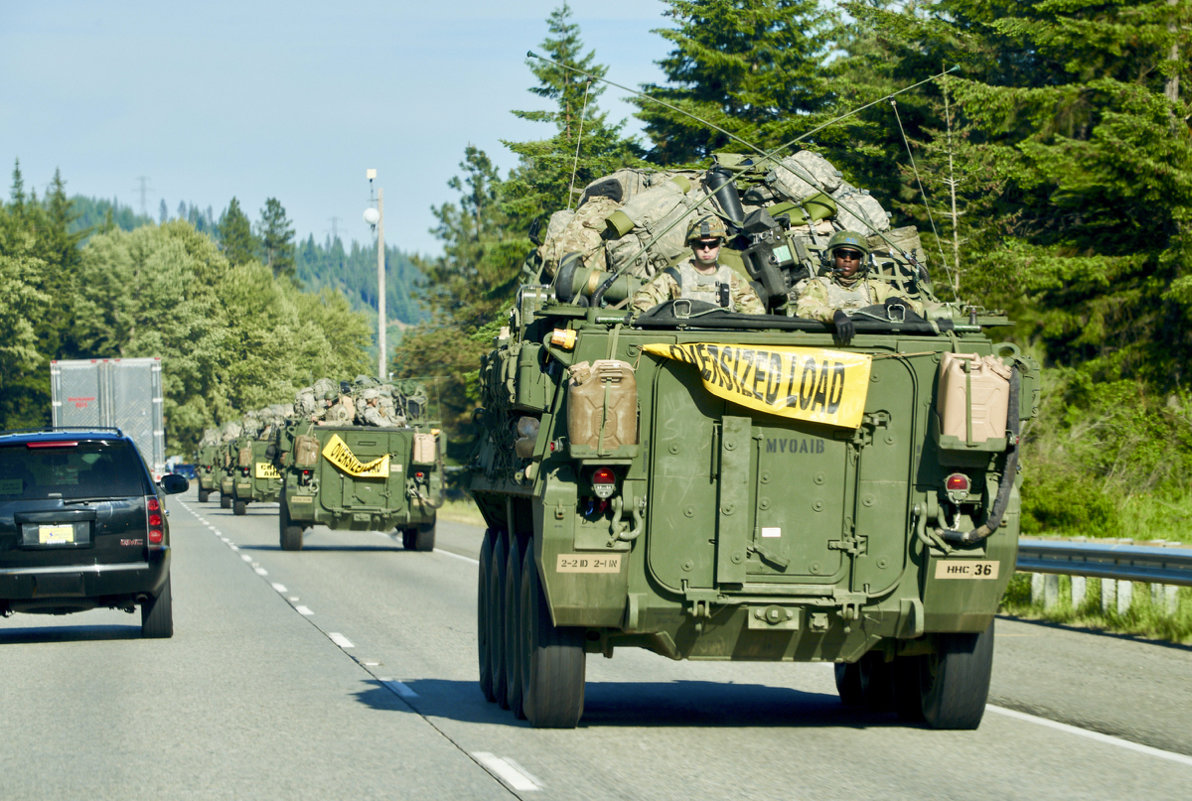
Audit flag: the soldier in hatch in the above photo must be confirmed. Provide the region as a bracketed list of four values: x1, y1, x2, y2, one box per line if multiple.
[795, 230, 924, 345]
[359, 387, 393, 427]
[631, 216, 765, 315]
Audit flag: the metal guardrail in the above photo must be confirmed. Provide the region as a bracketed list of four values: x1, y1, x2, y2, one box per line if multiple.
[1017, 538, 1192, 588]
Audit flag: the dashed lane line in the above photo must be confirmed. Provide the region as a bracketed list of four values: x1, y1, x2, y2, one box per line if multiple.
[472, 752, 542, 792]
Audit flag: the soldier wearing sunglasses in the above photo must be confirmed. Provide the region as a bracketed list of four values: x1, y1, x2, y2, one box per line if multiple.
[795, 230, 922, 345]
[631, 216, 765, 314]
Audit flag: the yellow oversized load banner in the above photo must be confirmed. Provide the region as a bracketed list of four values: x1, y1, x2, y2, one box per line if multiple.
[642, 343, 872, 429]
[254, 462, 281, 479]
[321, 434, 391, 478]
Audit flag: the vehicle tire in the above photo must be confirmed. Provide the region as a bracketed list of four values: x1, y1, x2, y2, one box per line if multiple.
[198, 488, 210, 503]
[909, 619, 995, 730]
[278, 501, 303, 551]
[233, 499, 247, 516]
[521, 539, 585, 728]
[835, 652, 893, 712]
[504, 534, 527, 719]
[489, 530, 510, 709]
[834, 662, 864, 707]
[402, 524, 436, 551]
[141, 574, 174, 638]
[477, 528, 496, 702]
[220, 493, 231, 509]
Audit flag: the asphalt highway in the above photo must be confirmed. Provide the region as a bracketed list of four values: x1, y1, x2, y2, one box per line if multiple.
[2, 489, 1189, 800]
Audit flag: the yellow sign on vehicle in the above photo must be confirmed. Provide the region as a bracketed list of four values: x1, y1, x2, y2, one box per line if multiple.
[642, 343, 872, 429]
[254, 462, 280, 479]
[321, 434, 390, 478]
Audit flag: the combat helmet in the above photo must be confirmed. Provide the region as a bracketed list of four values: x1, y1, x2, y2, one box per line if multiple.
[826, 230, 871, 280]
[685, 215, 727, 244]
[826, 230, 870, 257]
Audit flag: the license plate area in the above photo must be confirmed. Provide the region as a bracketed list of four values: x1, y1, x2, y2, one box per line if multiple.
[21, 521, 92, 548]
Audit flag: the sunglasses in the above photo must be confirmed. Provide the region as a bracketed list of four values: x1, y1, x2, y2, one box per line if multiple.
[835, 249, 863, 260]
[695, 239, 721, 249]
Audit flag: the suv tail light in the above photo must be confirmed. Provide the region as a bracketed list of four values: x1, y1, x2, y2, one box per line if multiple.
[147, 497, 165, 548]
[591, 466, 617, 499]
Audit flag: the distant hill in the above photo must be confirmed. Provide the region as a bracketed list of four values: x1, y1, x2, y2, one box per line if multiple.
[68, 195, 426, 327]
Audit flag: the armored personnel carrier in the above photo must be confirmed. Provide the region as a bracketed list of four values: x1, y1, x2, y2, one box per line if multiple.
[468, 152, 1039, 730]
[271, 382, 444, 551]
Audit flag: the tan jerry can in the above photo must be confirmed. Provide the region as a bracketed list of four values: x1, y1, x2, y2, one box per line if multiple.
[937, 352, 1011, 447]
[412, 432, 437, 466]
[237, 446, 252, 468]
[293, 434, 320, 469]
[567, 359, 638, 451]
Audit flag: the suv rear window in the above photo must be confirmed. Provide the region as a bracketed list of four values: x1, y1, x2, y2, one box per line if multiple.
[0, 439, 151, 500]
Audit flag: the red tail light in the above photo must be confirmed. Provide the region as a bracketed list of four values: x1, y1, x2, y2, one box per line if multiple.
[147, 497, 165, 548]
[591, 466, 617, 499]
[945, 473, 970, 492]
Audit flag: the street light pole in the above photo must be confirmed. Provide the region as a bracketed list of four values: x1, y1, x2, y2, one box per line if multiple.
[376, 187, 386, 380]
[365, 169, 386, 380]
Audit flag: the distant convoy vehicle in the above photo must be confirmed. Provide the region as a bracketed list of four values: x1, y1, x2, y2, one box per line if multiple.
[51, 358, 167, 481]
[467, 153, 1039, 729]
[271, 415, 444, 552]
[0, 427, 189, 637]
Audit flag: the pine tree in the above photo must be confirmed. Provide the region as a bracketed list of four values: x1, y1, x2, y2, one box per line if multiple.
[217, 197, 258, 265]
[9, 159, 26, 210]
[257, 197, 296, 279]
[634, 0, 834, 165]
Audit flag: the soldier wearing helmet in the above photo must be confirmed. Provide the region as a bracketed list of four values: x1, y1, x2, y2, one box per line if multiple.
[795, 230, 923, 345]
[631, 216, 765, 314]
[359, 386, 393, 427]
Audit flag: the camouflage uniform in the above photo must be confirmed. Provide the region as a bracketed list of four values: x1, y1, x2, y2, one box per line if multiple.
[631, 258, 765, 314]
[359, 388, 393, 427]
[795, 275, 923, 322]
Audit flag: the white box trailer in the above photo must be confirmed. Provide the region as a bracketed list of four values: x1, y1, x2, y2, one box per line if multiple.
[50, 357, 166, 480]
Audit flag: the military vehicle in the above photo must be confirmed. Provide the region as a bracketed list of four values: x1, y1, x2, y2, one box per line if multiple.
[194, 435, 221, 503]
[229, 437, 283, 515]
[468, 152, 1039, 730]
[272, 385, 444, 551]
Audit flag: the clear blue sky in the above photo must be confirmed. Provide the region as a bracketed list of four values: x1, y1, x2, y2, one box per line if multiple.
[0, 1, 668, 256]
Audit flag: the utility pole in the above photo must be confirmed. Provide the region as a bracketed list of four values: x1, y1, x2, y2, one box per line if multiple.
[364, 170, 386, 380]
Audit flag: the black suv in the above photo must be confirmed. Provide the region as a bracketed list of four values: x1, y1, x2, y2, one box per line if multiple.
[0, 428, 188, 637]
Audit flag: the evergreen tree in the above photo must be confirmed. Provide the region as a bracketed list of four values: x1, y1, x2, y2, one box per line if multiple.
[257, 197, 296, 279]
[634, 0, 834, 165]
[159, 199, 168, 224]
[217, 197, 258, 265]
[9, 159, 25, 210]
[503, 3, 644, 217]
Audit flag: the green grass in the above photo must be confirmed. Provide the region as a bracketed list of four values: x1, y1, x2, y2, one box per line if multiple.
[437, 498, 486, 527]
[1000, 572, 1192, 644]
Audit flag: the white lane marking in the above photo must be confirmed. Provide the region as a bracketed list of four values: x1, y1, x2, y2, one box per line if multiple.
[240, 554, 252, 563]
[987, 705, 1192, 767]
[381, 679, 419, 698]
[254, 567, 268, 576]
[436, 549, 479, 565]
[328, 632, 354, 649]
[472, 752, 542, 792]
[295, 605, 314, 616]
[271, 583, 288, 593]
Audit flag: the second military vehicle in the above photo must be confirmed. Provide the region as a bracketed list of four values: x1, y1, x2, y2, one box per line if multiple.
[468, 151, 1039, 730]
[272, 385, 445, 551]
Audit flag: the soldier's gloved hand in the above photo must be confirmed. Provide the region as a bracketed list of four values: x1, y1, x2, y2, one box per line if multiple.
[832, 309, 855, 345]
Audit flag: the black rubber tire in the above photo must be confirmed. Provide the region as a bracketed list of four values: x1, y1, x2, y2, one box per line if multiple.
[220, 493, 231, 509]
[198, 488, 210, 503]
[834, 662, 864, 707]
[835, 652, 894, 712]
[912, 619, 995, 730]
[477, 529, 496, 703]
[489, 531, 510, 709]
[278, 501, 303, 551]
[141, 574, 174, 638]
[233, 499, 247, 516]
[504, 534, 527, 719]
[402, 524, 436, 551]
[521, 540, 585, 728]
